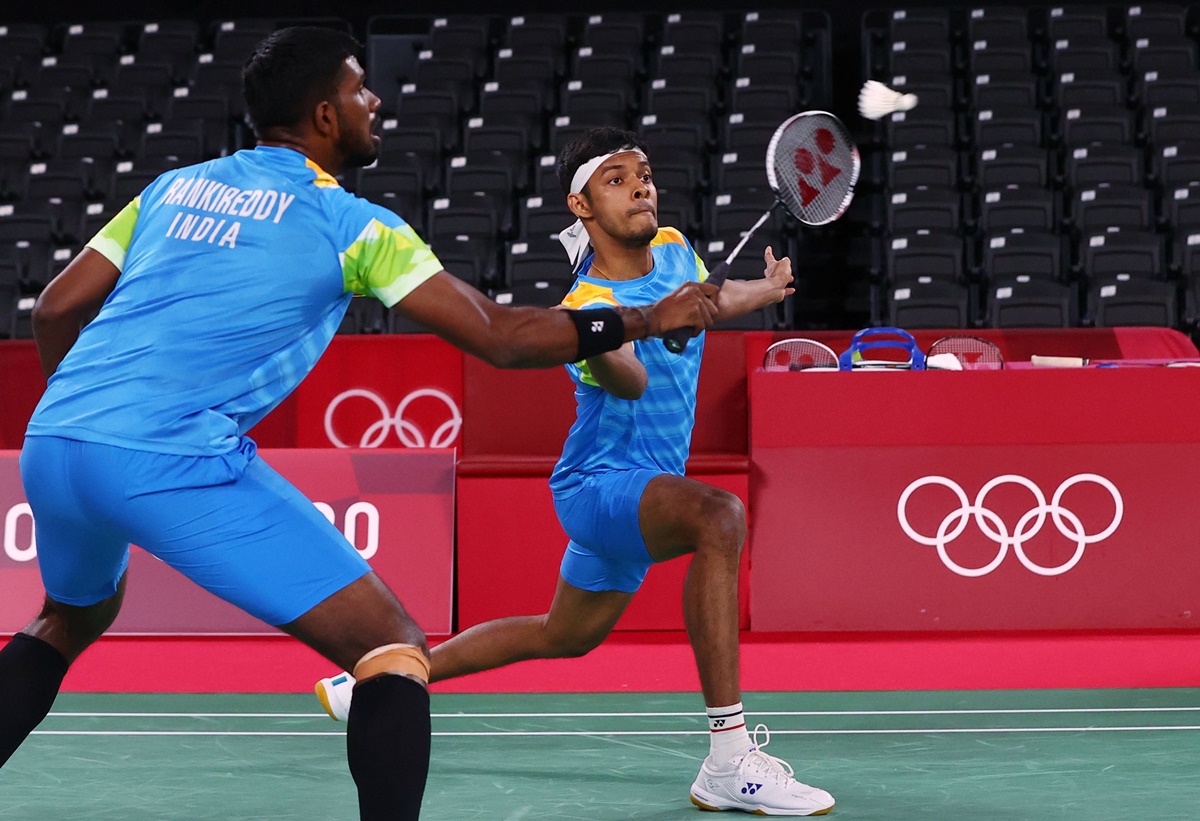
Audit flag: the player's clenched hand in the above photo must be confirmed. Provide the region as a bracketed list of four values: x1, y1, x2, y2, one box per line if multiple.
[644, 281, 719, 338]
[762, 247, 795, 304]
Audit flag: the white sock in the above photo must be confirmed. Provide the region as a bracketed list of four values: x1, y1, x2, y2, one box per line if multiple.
[706, 702, 752, 765]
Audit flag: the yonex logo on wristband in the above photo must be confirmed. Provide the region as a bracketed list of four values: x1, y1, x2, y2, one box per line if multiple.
[591, 321, 605, 332]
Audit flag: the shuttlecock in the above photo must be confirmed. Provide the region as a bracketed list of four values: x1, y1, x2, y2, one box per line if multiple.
[858, 80, 919, 120]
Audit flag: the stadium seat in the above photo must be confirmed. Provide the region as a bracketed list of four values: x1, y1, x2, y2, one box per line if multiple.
[887, 146, 959, 190]
[974, 145, 1050, 189]
[653, 51, 721, 90]
[1089, 276, 1179, 327]
[356, 167, 425, 231]
[887, 187, 965, 235]
[888, 277, 971, 329]
[1076, 231, 1166, 282]
[978, 187, 1059, 234]
[978, 231, 1066, 283]
[988, 276, 1077, 327]
[491, 52, 560, 96]
[882, 233, 965, 283]
[1071, 184, 1154, 233]
[1062, 144, 1144, 190]
[971, 78, 1040, 111]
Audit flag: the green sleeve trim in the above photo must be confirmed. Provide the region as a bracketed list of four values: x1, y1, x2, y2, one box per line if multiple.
[84, 196, 140, 271]
[695, 250, 710, 283]
[342, 219, 443, 308]
[576, 360, 599, 387]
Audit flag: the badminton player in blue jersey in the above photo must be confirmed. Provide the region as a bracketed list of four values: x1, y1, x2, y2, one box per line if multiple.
[0, 30, 718, 820]
[317, 127, 835, 816]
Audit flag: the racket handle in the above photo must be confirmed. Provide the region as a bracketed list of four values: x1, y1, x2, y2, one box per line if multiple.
[1030, 355, 1087, 367]
[663, 262, 730, 355]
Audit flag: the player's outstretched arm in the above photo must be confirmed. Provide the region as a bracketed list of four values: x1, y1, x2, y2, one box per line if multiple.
[394, 271, 718, 369]
[31, 248, 122, 378]
[713, 247, 795, 324]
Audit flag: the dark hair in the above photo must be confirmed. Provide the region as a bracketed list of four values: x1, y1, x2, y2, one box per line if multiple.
[242, 26, 362, 137]
[556, 127, 650, 198]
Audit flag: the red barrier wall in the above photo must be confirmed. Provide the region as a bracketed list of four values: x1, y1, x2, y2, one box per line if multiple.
[4, 328, 1198, 635]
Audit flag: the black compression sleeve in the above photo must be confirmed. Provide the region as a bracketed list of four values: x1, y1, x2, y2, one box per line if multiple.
[566, 307, 626, 361]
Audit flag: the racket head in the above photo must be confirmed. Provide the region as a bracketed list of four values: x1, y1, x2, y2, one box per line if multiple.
[763, 338, 840, 371]
[927, 336, 1006, 370]
[766, 111, 861, 226]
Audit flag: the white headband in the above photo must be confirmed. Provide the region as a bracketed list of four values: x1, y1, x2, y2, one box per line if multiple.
[569, 146, 643, 194]
[559, 147, 647, 273]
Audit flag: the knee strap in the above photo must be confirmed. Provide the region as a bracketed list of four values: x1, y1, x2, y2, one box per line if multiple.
[353, 643, 431, 685]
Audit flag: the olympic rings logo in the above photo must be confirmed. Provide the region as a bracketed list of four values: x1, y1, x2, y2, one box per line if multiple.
[323, 388, 462, 448]
[896, 474, 1123, 577]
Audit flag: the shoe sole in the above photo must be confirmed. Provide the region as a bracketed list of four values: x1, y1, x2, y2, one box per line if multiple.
[689, 792, 833, 816]
[314, 681, 340, 721]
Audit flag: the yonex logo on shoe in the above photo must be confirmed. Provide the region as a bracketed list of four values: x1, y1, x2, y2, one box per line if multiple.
[741, 783, 762, 795]
[591, 321, 605, 332]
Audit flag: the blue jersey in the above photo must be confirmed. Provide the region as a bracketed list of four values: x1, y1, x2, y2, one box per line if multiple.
[549, 227, 708, 498]
[26, 146, 442, 455]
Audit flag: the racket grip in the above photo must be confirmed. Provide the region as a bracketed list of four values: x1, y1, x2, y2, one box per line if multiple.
[663, 262, 730, 355]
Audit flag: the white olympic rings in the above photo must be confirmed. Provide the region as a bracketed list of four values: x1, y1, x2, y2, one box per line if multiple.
[896, 474, 1123, 577]
[323, 388, 462, 448]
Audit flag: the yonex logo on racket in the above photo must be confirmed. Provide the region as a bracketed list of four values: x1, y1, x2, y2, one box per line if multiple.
[792, 128, 843, 207]
[896, 474, 1123, 577]
[323, 388, 462, 448]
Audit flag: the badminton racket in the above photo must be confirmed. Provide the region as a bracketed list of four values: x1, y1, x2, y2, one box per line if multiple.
[664, 111, 861, 354]
[927, 336, 1005, 370]
[762, 338, 840, 371]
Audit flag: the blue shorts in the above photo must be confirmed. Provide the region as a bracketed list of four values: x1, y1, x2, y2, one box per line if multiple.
[19, 436, 371, 626]
[553, 469, 659, 594]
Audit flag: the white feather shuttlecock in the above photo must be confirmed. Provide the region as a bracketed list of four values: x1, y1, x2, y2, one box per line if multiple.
[857, 80, 919, 120]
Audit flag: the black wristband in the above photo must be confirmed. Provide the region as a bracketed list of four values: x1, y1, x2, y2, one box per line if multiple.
[567, 307, 626, 361]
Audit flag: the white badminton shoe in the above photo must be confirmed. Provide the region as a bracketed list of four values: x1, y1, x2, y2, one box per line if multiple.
[689, 725, 835, 816]
[314, 672, 355, 722]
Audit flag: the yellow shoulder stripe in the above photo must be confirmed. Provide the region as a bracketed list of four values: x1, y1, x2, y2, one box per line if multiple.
[305, 157, 341, 188]
[562, 281, 619, 309]
[650, 227, 686, 247]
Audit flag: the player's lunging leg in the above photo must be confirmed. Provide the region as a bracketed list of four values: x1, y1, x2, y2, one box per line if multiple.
[0, 575, 126, 767]
[316, 579, 632, 718]
[429, 579, 633, 681]
[640, 475, 835, 817]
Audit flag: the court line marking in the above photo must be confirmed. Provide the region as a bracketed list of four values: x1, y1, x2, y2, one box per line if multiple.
[30, 726, 1200, 738]
[46, 707, 1200, 719]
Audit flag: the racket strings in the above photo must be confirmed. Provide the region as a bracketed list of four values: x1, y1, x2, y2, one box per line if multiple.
[769, 116, 859, 225]
[927, 337, 1005, 370]
[763, 340, 839, 371]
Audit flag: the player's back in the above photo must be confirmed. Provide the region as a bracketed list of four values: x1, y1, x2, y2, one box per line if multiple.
[27, 145, 393, 456]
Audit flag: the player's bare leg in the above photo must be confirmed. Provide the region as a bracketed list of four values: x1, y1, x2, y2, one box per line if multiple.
[639, 475, 834, 816]
[638, 474, 744, 707]
[430, 577, 633, 682]
[0, 573, 127, 767]
[282, 572, 431, 821]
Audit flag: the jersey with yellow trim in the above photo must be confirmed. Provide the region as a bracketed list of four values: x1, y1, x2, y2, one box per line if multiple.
[549, 227, 709, 498]
[26, 145, 443, 456]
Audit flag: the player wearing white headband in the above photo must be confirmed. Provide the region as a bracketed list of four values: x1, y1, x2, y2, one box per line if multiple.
[316, 127, 834, 816]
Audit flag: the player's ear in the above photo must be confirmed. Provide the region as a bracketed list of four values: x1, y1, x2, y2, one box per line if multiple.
[312, 99, 337, 138]
[567, 192, 592, 219]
